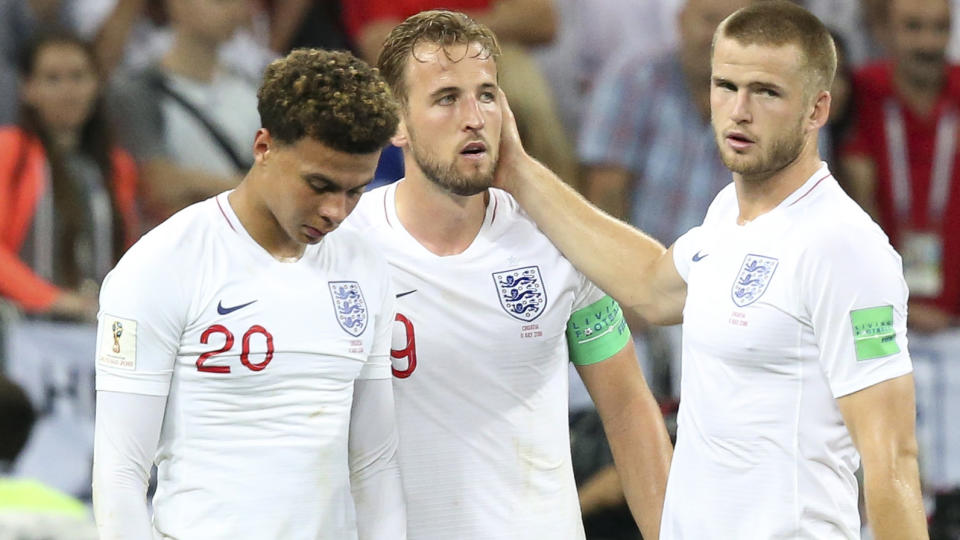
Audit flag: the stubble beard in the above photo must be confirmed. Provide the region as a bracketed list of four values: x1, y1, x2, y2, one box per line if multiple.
[717, 116, 806, 182]
[407, 130, 496, 197]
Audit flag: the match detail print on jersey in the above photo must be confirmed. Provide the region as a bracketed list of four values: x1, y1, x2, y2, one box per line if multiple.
[850, 305, 900, 361]
[492, 266, 547, 322]
[731, 254, 779, 307]
[328, 281, 368, 337]
[97, 314, 138, 370]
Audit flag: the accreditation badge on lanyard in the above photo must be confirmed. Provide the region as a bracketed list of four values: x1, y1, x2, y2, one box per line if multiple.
[884, 101, 958, 297]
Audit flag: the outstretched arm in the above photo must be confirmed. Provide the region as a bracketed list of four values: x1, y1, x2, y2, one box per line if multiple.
[493, 90, 686, 325]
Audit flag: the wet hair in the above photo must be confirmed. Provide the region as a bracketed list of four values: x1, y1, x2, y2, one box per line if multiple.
[0, 376, 35, 464]
[257, 48, 399, 153]
[377, 9, 500, 106]
[17, 28, 125, 284]
[715, 0, 837, 96]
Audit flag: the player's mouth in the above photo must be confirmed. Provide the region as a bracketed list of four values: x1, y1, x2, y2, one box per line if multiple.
[725, 131, 756, 151]
[459, 140, 487, 161]
[302, 224, 329, 241]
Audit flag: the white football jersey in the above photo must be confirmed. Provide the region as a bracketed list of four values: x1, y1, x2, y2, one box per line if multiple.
[342, 183, 606, 540]
[664, 164, 913, 539]
[95, 192, 394, 540]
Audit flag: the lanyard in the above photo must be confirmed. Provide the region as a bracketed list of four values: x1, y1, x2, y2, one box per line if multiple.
[884, 99, 958, 223]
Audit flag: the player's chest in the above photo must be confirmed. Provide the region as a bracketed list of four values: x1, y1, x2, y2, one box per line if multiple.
[682, 232, 807, 364]
[178, 264, 383, 373]
[390, 258, 579, 345]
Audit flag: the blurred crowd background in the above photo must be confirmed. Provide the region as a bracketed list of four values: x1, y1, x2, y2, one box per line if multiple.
[1, 0, 960, 538]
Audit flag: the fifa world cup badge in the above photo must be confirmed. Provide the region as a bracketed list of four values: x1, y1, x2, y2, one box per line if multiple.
[112, 321, 123, 353]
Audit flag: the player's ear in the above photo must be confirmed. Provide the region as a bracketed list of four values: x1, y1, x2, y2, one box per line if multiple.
[391, 118, 409, 148]
[807, 89, 831, 132]
[253, 128, 273, 162]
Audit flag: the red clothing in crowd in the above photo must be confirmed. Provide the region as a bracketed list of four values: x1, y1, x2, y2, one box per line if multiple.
[842, 62, 960, 315]
[0, 126, 139, 312]
[342, 0, 490, 39]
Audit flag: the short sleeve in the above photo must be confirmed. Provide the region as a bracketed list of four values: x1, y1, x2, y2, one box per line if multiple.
[95, 241, 187, 396]
[672, 226, 705, 282]
[571, 271, 607, 313]
[357, 255, 394, 381]
[800, 227, 913, 398]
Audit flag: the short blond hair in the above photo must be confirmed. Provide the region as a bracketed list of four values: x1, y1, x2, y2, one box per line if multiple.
[716, 0, 837, 96]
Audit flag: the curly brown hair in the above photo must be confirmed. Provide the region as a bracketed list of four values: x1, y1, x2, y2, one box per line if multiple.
[257, 49, 399, 154]
[377, 10, 500, 106]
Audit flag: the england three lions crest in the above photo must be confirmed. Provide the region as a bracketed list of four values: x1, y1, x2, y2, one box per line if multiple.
[328, 281, 368, 336]
[493, 266, 547, 322]
[731, 254, 779, 307]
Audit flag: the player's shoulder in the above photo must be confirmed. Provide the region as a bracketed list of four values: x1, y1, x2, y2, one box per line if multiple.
[115, 197, 221, 273]
[323, 220, 391, 273]
[792, 177, 897, 263]
[343, 182, 393, 234]
[701, 182, 737, 225]
[484, 187, 557, 244]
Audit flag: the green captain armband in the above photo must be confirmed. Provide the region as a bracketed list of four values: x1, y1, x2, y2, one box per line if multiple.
[566, 295, 631, 366]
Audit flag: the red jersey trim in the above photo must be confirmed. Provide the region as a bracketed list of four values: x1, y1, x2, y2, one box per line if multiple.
[788, 173, 832, 207]
[216, 196, 238, 233]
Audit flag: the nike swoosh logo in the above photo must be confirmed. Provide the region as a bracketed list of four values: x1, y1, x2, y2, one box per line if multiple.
[692, 251, 708, 262]
[217, 300, 257, 315]
[396, 290, 417, 298]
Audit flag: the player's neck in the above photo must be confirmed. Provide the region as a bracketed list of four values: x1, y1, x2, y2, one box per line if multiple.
[229, 180, 306, 260]
[394, 174, 488, 256]
[733, 144, 822, 225]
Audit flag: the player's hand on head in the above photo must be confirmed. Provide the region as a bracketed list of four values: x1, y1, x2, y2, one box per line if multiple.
[493, 88, 528, 193]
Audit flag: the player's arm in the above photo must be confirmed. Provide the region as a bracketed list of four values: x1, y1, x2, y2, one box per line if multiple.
[803, 223, 927, 539]
[349, 264, 406, 539]
[494, 89, 685, 325]
[349, 378, 405, 539]
[91, 243, 184, 538]
[569, 295, 672, 539]
[93, 391, 166, 539]
[836, 374, 927, 539]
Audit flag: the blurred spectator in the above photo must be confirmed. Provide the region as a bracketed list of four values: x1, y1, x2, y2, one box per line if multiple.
[0, 0, 75, 124]
[342, 1, 579, 188]
[840, 0, 960, 333]
[803, 0, 884, 68]
[0, 30, 138, 322]
[578, 0, 747, 242]
[0, 375, 98, 539]
[109, 0, 259, 224]
[270, 0, 352, 53]
[533, 0, 680, 141]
